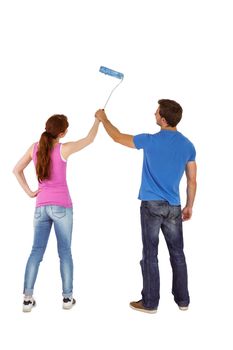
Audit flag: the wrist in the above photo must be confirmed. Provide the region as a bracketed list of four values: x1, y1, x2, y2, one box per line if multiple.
[26, 189, 33, 197]
[102, 117, 109, 124]
[185, 205, 193, 210]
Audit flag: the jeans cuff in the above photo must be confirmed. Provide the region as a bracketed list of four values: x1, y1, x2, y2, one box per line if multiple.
[24, 288, 34, 296]
[62, 292, 73, 298]
[142, 299, 158, 309]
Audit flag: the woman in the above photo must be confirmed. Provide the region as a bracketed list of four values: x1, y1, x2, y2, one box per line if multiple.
[13, 114, 100, 312]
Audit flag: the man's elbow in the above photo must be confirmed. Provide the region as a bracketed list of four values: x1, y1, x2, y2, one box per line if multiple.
[112, 135, 121, 143]
[112, 132, 123, 143]
[188, 179, 197, 188]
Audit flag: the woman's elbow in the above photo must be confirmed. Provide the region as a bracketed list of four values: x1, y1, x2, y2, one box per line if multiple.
[89, 137, 95, 144]
[13, 165, 20, 176]
[12, 166, 17, 175]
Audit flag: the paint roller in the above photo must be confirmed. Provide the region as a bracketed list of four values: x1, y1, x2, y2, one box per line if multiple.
[99, 66, 124, 109]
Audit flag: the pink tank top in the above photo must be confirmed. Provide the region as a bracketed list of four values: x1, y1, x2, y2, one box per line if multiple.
[33, 143, 72, 208]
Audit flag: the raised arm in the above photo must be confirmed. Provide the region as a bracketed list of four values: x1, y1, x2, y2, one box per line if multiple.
[182, 161, 197, 221]
[95, 109, 135, 148]
[13, 144, 39, 198]
[62, 119, 100, 159]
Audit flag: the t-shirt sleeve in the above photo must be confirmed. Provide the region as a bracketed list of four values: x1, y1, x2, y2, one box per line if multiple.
[188, 143, 196, 161]
[133, 134, 151, 150]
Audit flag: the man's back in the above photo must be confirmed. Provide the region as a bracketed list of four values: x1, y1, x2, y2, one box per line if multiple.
[133, 130, 196, 205]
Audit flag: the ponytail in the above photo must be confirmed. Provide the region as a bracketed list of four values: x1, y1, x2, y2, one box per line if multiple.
[36, 131, 55, 182]
[35, 114, 69, 182]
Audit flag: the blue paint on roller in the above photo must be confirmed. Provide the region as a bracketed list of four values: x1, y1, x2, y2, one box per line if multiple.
[99, 66, 124, 80]
[99, 66, 124, 108]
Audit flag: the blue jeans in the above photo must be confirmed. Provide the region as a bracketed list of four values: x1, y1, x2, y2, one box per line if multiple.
[140, 201, 190, 309]
[23, 206, 73, 298]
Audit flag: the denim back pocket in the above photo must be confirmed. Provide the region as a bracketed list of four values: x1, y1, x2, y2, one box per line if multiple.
[170, 205, 182, 220]
[34, 207, 41, 219]
[51, 206, 66, 218]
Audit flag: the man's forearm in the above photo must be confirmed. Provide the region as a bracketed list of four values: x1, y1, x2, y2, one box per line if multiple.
[95, 109, 135, 148]
[186, 181, 197, 208]
[102, 119, 121, 142]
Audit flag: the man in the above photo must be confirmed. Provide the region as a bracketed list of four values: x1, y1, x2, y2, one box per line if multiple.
[95, 99, 197, 313]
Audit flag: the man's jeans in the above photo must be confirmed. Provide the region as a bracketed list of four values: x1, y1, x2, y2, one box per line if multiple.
[24, 206, 73, 298]
[140, 200, 190, 309]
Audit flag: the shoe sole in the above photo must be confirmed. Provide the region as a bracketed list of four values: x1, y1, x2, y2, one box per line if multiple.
[63, 299, 76, 310]
[129, 304, 157, 314]
[63, 305, 74, 310]
[179, 306, 189, 311]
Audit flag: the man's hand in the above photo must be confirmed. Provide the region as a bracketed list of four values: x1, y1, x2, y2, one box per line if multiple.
[95, 109, 108, 122]
[182, 206, 193, 221]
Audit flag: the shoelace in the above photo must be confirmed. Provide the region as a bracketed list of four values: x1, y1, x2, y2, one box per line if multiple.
[63, 298, 72, 303]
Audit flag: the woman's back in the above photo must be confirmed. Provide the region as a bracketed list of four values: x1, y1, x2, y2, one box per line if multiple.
[33, 142, 72, 208]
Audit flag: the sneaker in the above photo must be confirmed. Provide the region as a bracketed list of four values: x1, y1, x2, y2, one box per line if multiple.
[178, 305, 189, 311]
[23, 297, 36, 312]
[63, 297, 76, 310]
[129, 300, 157, 314]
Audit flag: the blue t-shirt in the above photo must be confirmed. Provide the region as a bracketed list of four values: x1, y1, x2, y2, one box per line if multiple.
[133, 130, 196, 205]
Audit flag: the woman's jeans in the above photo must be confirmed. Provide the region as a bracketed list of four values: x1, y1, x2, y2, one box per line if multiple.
[140, 201, 190, 309]
[23, 206, 73, 298]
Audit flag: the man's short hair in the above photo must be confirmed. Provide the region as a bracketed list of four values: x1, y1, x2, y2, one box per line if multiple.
[158, 99, 183, 127]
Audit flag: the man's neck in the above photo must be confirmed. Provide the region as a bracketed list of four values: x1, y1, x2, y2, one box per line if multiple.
[161, 126, 177, 131]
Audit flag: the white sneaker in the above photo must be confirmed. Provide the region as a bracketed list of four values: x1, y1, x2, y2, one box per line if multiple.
[63, 297, 76, 310]
[179, 306, 189, 311]
[23, 297, 36, 312]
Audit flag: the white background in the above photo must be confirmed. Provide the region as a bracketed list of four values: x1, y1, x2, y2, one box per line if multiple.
[0, 0, 232, 349]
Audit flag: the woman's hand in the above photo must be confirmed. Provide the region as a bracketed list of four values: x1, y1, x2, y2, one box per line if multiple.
[28, 189, 40, 198]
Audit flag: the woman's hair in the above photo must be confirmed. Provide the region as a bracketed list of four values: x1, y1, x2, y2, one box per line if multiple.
[158, 99, 183, 127]
[36, 114, 69, 182]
